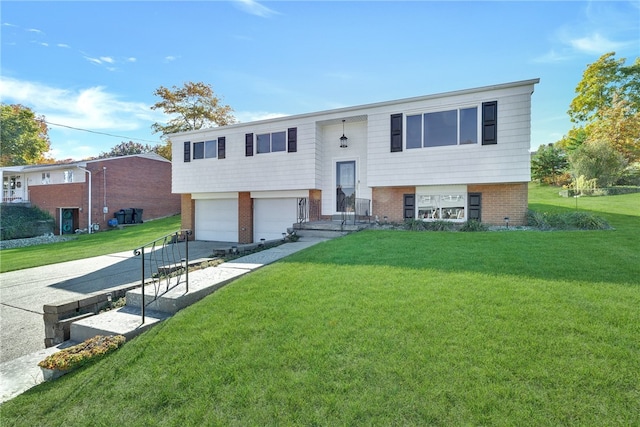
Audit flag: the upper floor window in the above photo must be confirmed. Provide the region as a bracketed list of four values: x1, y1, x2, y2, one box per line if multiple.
[64, 170, 74, 183]
[256, 131, 286, 154]
[406, 107, 477, 149]
[42, 172, 51, 184]
[191, 139, 221, 160]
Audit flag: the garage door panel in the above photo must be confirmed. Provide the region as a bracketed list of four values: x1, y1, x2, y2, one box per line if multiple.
[254, 198, 297, 241]
[195, 199, 237, 242]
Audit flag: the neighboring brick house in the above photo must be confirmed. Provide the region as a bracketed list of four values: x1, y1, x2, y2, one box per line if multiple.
[170, 79, 539, 244]
[1, 153, 181, 234]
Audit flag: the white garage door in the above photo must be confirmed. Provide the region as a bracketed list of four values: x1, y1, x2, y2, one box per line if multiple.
[254, 198, 298, 241]
[195, 199, 238, 242]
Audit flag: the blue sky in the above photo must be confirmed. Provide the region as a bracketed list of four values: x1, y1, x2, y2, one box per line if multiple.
[1, 1, 638, 161]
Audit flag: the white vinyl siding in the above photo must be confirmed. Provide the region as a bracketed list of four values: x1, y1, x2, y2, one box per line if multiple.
[172, 79, 537, 196]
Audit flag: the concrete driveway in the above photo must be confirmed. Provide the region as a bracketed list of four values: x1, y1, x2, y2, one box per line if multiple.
[0, 241, 217, 364]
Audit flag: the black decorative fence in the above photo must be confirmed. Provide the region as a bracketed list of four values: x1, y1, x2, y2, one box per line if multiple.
[133, 229, 192, 324]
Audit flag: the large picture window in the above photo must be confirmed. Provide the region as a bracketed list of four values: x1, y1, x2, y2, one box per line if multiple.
[417, 194, 465, 221]
[406, 106, 478, 149]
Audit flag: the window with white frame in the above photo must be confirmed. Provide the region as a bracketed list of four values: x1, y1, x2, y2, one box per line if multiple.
[42, 172, 51, 184]
[417, 194, 465, 221]
[407, 107, 478, 149]
[256, 131, 286, 154]
[63, 170, 74, 183]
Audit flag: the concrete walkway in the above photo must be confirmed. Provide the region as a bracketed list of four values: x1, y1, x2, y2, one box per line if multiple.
[0, 237, 327, 403]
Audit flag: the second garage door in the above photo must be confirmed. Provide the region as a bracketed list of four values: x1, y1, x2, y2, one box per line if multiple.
[195, 199, 238, 242]
[254, 198, 298, 241]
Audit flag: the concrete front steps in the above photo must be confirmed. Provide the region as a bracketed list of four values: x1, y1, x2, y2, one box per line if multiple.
[70, 262, 254, 343]
[292, 220, 371, 238]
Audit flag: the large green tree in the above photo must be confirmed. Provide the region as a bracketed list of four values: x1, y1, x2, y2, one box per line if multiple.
[0, 104, 52, 166]
[531, 143, 569, 185]
[568, 52, 640, 124]
[97, 141, 155, 159]
[569, 139, 627, 188]
[151, 82, 236, 135]
[150, 82, 236, 161]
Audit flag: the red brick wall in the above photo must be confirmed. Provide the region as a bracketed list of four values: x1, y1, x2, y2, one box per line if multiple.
[309, 189, 322, 221]
[372, 186, 415, 223]
[28, 156, 180, 234]
[238, 192, 253, 244]
[181, 194, 195, 235]
[468, 183, 528, 225]
[29, 183, 87, 232]
[370, 183, 528, 226]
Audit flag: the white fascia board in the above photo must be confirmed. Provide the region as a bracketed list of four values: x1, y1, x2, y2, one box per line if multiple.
[191, 192, 239, 200]
[167, 79, 540, 139]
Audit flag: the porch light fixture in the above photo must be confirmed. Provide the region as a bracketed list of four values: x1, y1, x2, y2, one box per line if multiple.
[340, 119, 348, 148]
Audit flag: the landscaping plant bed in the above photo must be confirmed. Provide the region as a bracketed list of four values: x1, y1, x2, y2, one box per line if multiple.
[39, 335, 125, 380]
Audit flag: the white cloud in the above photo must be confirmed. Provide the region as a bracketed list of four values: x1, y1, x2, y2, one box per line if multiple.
[57, 43, 70, 48]
[27, 28, 44, 34]
[0, 76, 162, 132]
[531, 49, 574, 64]
[84, 56, 103, 65]
[164, 55, 178, 62]
[569, 32, 626, 54]
[232, 0, 279, 18]
[100, 56, 115, 64]
[127, 57, 137, 63]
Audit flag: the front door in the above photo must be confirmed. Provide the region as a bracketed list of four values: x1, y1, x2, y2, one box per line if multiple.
[336, 161, 356, 212]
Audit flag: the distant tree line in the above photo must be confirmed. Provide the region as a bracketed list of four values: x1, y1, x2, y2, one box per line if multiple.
[532, 52, 640, 189]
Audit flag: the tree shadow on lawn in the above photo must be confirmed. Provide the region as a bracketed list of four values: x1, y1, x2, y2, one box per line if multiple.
[283, 211, 639, 287]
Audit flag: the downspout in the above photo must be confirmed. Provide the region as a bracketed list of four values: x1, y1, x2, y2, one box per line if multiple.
[77, 166, 92, 234]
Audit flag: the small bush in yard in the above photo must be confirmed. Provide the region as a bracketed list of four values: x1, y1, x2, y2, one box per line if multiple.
[526, 209, 610, 230]
[459, 219, 489, 232]
[39, 335, 125, 371]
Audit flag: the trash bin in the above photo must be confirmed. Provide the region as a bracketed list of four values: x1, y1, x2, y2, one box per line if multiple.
[133, 208, 143, 224]
[123, 208, 134, 224]
[115, 210, 125, 225]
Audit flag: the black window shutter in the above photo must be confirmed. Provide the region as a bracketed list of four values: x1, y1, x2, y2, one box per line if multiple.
[245, 133, 254, 156]
[287, 127, 297, 153]
[183, 141, 191, 162]
[482, 101, 497, 145]
[218, 137, 226, 159]
[390, 113, 403, 152]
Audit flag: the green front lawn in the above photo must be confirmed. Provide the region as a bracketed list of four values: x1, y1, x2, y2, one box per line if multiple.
[0, 215, 181, 273]
[1, 186, 639, 425]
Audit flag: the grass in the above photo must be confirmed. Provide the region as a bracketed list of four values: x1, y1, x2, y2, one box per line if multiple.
[1, 185, 639, 425]
[0, 215, 181, 273]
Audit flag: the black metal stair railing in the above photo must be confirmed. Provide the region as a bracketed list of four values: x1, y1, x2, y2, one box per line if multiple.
[297, 198, 308, 223]
[133, 229, 192, 324]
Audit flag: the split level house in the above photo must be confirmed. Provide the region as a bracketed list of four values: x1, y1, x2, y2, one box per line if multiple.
[171, 79, 540, 244]
[1, 153, 181, 235]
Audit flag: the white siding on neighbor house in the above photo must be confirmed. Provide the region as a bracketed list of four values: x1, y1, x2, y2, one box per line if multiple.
[24, 168, 87, 186]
